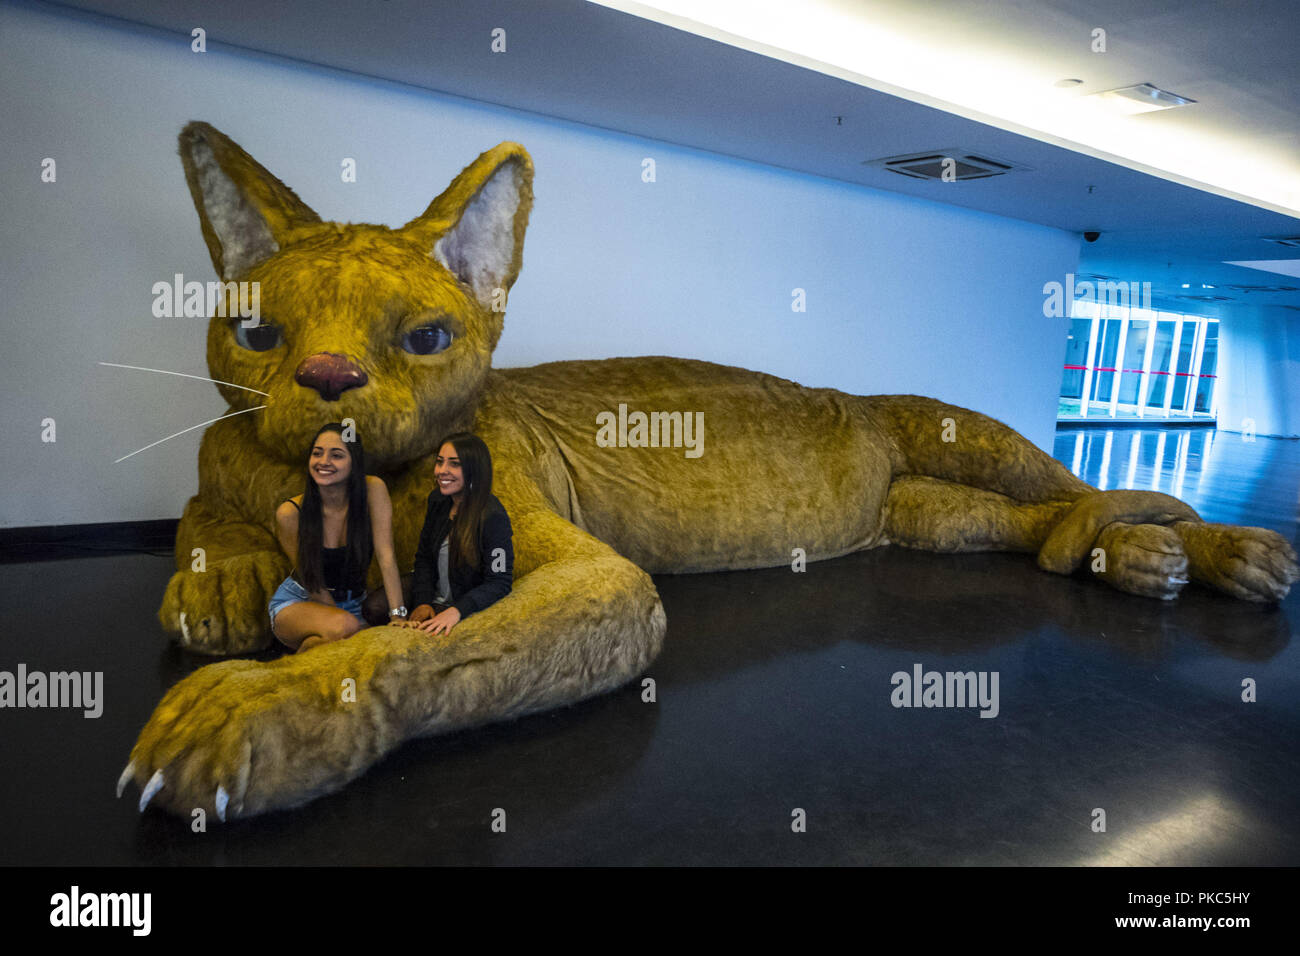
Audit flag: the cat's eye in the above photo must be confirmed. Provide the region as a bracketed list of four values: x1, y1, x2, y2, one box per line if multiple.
[402, 324, 453, 356]
[234, 321, 283, 352]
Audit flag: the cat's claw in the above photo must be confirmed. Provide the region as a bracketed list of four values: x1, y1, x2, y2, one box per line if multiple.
[215, 785, 230, 823]
[139, 769, 164, 813]
[116, 761, 135, 798]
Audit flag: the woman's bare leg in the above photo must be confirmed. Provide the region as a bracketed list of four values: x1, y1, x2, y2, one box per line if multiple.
[272, 601, 365, 653]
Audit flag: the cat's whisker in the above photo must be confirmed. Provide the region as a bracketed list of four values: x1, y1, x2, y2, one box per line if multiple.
[98, 362, 269, 396]
[115, 406, 267, 463]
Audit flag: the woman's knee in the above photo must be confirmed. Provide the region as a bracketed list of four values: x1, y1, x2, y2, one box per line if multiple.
[324, 612, 364, 641]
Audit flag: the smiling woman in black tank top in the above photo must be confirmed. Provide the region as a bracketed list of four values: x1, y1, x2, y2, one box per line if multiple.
[267, 423, 408, 653]
[282, 498, 369, 596]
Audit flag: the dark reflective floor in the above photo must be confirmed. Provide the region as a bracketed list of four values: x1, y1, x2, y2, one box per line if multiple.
[1054, 425, 1300, 532]
[3, 426, 1298, 865]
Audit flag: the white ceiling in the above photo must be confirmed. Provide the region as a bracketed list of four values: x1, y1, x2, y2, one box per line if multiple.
[597, 0, 1300, 218]
[50, 0, 1300, 311]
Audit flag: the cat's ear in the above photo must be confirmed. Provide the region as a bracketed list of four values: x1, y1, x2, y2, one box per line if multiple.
[402, 143, 534, 310]
[178, 122, 321, 279]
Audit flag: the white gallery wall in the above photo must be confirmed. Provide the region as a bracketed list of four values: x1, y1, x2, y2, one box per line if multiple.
[1214, 305, 1299, 439]
[0, 0, 1083, 528]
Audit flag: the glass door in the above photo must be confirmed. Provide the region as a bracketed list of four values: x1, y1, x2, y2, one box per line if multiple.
[1194, 323, 1218, 414]
[1116, 316, 1150, 412]
[1170, 319, 1200, 413]
[1059, 307, 1218, 422]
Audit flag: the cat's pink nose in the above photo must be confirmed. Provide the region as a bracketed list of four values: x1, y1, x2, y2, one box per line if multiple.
[295, 353, 368, 401]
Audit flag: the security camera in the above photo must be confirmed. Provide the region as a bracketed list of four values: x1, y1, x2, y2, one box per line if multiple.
[1083, 231, 1100, 243]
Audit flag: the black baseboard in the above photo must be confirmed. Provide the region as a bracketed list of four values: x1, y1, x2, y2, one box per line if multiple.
[0, 519, 178, 563]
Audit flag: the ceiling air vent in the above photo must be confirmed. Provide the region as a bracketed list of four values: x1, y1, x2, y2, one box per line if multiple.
[1264, 237, 1300, 248]
[864, 149, 1027, 181]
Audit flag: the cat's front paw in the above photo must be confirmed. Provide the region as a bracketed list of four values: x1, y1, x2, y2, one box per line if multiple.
[158, 551, 287, 654]
[1092, 522, 1189, 600]
[1173, 522, 1299, 603]
[1038, 490, 1200, 574]
[119, 651, 381, 821]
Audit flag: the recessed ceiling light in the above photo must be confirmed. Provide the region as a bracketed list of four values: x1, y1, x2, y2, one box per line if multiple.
[1085, 83, 1196, 115]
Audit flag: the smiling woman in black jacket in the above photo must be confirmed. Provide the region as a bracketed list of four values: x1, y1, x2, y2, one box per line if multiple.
[408, 432, 514, 635]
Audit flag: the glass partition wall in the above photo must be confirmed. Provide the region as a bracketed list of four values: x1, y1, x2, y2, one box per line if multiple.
[1059, 300, 1218, 421]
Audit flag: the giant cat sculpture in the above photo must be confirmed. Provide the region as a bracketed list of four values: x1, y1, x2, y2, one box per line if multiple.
[120, 122, 1298, 821]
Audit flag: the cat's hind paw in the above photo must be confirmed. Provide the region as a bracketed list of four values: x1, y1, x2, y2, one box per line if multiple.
[1174, 522, 1299, 603]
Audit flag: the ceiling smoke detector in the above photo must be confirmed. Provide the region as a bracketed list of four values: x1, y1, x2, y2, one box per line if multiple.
[864, 149, 1027, 181]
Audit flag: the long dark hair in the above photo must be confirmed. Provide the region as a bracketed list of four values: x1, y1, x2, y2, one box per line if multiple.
[437, 432, 494, 571]
[296, 422, 372, 594]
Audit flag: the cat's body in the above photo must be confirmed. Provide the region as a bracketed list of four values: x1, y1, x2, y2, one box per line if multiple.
[121, 124, 1298, 821]
[484, 358, 896, 572]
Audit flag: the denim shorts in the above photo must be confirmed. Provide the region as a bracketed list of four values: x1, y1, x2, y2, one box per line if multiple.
[268, 576, 367, 637]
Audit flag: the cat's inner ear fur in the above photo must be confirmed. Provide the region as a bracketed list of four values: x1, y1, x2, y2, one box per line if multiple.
[189, 135, 278, 279]
[404, 144, 534, 310]
[433, 161, 527, 307]
[178, 122, 321, 279]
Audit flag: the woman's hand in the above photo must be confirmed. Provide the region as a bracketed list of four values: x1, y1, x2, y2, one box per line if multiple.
[413, 606, 461, 635]
[408, 604, 435, 623]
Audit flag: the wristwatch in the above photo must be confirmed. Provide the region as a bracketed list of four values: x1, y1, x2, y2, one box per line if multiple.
[389, 605, 408, 619]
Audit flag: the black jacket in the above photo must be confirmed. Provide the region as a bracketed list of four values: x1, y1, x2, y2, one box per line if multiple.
[411, 491, 514, 618]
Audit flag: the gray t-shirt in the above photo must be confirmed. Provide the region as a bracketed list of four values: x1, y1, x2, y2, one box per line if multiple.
[435, 537, 451, 605]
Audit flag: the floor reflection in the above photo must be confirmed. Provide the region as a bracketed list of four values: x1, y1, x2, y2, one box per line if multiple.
[1054, 426, 1300, 537]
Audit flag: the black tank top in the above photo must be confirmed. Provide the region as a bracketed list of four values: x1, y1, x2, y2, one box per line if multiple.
[286, 499, 368, 594]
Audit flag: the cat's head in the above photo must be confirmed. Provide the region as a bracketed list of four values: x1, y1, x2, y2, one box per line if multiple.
[178, 122, 532, 468]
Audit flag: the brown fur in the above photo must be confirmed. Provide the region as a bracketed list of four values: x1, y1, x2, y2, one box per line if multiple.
[124, 124, 1299, 820]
